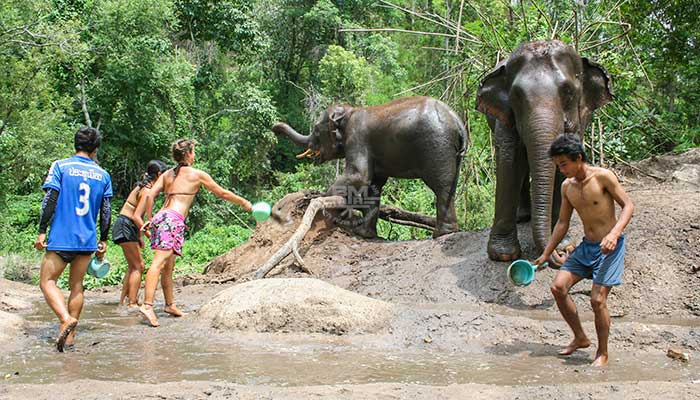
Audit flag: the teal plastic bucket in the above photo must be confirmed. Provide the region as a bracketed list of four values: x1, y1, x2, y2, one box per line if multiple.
[507, 259, 547, 286]
[87, 256, 110, 279]
[251, 201, 272, 222]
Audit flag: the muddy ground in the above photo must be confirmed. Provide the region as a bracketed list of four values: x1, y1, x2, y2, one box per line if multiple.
[1, 150, 699, 399]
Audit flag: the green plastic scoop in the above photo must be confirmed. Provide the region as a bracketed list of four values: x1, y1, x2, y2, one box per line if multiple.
[87, 256, 111, 279]
[251, 201, 272, 222]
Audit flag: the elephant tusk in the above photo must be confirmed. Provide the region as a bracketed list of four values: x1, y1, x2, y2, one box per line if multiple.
[296, 148, 314, 159]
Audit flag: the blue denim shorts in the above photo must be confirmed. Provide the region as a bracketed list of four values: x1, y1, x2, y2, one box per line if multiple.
[561, 235, 626, 286]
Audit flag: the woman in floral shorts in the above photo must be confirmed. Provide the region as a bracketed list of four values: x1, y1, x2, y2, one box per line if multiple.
[149, 208, 187, 256]
[134, 139, 253, 327]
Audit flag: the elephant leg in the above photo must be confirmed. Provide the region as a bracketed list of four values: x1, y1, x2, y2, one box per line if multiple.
[424, 173, 459, 238]
[551, 169, 564, 228]
[353, 176, 387, 239]
[517, 172, 531, 223]
[550, 170, 575, 257]
[489, 123, 527, 261]
[328, 151, 376, 238]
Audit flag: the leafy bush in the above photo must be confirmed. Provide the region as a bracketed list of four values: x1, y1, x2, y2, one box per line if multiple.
[319, 45, 372, 105]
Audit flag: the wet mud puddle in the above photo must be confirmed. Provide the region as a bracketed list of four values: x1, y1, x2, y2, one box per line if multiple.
[2, 300, 698, 386]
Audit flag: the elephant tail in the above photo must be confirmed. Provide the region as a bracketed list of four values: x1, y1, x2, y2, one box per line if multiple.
[448, 112, 468, 220]
[455, 113, 468, 160]
[457, 125, 467, 159]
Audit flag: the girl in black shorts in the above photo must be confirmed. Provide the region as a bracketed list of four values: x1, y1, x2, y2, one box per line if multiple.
[113, 160, 167, 307]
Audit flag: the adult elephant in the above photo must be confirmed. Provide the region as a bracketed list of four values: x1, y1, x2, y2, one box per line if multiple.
[273, 96, 467, 238]
[476, 40, 613, 262]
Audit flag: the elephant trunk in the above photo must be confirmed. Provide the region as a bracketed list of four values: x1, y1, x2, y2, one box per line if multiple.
[524, 112, 564, 252]
[272, 122, 310, 148]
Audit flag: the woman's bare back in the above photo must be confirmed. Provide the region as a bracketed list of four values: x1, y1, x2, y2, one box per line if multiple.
[161, 166, 201, 218]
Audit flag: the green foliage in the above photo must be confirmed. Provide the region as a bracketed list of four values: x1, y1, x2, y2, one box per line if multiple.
[378, 179, 435, 240]
[175, 0, 265, 56]
[353, 34, 405, 79]
[0, 193, 43, 257]
[319, 45, 372, 104]
[196, 81, 278, 183]
[268, 162, 338, 203]
[0, 0, 78, 196]
[81, 0, 196, 192]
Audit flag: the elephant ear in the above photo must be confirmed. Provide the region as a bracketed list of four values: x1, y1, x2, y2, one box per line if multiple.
[329, 105, 351, 143]
[476, 61, 514, 128]
[579, 57, 613, 128]
[330, 105, 348, 126]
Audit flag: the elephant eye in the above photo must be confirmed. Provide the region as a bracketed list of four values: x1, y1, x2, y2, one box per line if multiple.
[560, 83, 574, 97]
[560, 82, 579, 107]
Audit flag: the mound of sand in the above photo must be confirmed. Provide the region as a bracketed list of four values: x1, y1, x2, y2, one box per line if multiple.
[197, 278, 393, 334]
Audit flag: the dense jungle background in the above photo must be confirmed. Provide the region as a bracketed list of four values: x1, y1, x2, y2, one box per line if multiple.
[1, 0, 698, 288]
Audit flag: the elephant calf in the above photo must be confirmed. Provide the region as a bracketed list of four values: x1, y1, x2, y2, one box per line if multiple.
[273, 96, 467, 238]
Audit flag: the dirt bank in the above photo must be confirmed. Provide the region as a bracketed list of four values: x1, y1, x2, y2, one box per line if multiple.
[203, 158, 700, 320]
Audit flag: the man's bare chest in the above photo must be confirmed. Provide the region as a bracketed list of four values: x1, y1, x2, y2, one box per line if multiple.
[567, 179, 608, 210]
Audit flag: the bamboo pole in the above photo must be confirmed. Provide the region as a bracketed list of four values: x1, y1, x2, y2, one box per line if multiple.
[590, 121, 596, 165]
[598, 117, 604, 166]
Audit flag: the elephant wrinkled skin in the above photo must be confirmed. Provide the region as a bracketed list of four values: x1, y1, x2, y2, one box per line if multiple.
[274, 96, 467, 238]
[476, 40, 613, 262]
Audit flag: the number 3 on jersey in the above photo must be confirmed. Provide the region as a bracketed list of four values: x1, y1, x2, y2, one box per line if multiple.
[75, 182, 90, 216]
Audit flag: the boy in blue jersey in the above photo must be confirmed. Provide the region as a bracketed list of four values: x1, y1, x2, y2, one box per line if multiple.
[34, 127, 113, 352]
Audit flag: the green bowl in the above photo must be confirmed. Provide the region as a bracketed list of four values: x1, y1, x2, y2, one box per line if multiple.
[87, 256, 110, 279]
[251, 201, 272, 222]
[507, 259, 547, 286]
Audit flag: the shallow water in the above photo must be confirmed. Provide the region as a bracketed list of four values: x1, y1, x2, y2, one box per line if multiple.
[412, 302, 700, 326]
[2, 300, 698, 386]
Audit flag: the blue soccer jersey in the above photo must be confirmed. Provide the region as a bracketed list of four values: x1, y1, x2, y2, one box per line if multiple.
[42, 155, 113, 251]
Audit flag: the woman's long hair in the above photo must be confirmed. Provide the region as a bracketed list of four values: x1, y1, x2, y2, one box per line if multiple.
[171, 138, 196, 177]
[136, 160, 168, 189]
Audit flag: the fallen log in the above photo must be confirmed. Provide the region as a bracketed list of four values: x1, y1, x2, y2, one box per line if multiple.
[254, 195, 346, 279]
[255, 194, 440, 279]
[378, 204, 436, 232]
[270, 191, 311, 224]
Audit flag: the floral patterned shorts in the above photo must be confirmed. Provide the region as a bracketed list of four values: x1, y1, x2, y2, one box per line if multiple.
[150, 209, 187, 256]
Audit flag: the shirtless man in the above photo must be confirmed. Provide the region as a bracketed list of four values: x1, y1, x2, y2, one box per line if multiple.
[34, 127, 113, 352]
[533, 133, 634, 367]
[134, 138, 253, 327]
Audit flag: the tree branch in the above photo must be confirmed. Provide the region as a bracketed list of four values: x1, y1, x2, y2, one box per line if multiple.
[80, 80, 92, 128]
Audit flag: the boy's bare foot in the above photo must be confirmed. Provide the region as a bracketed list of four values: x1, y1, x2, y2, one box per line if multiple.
[139, 304, 160, 327]
[558, 338, 592, 355]
[592, 354, 608, 367]
[164, 303, 185, 317]
[65, 330, 76, 346]
[56, 318, 78, 352]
